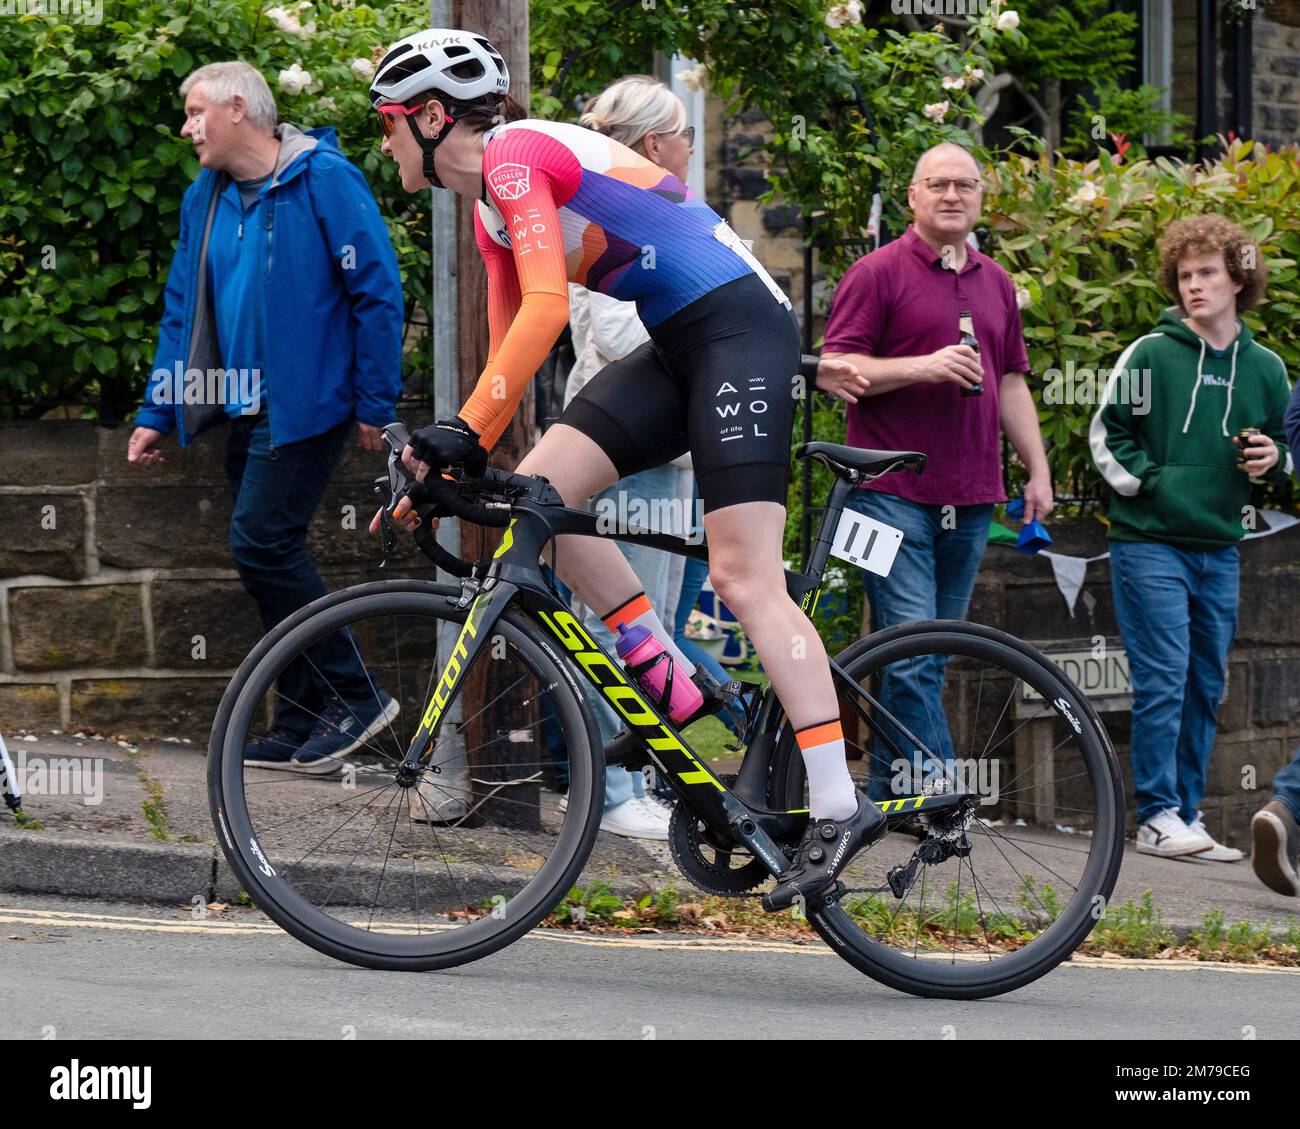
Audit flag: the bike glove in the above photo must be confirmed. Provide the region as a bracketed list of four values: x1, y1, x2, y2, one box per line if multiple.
[408, 417, 486, 478]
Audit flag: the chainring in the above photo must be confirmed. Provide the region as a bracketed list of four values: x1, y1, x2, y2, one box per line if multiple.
[667, 775, 773, 897]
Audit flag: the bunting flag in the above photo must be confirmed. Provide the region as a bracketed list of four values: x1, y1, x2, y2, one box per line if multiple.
[993, 510, 1299, 616]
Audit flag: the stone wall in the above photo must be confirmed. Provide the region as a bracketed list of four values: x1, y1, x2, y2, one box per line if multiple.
[962, 516, 1300, 849]
[1253, 11, 1300, 145]
[0, 419, 434, 741]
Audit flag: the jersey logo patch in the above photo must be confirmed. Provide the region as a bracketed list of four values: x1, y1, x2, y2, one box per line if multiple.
[488, 163, 531, 200]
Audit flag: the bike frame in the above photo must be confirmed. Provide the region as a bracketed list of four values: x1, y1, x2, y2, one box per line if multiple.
[396, 471, 963, 878]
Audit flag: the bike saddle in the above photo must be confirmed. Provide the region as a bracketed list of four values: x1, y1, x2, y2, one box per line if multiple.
[797, 442, 928, 481]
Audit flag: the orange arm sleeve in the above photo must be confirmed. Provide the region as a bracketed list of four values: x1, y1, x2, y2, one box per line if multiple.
[461, 172, 571, 451]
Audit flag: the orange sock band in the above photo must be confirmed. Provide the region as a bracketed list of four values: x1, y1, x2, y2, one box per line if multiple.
[796, 720, 843, 750]
[601, 591, 652, 632]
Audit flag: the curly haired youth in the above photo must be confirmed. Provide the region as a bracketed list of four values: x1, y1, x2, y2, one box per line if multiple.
[1158, 215, 1267, 312]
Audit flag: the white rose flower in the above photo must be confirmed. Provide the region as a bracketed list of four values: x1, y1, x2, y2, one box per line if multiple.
[942, 75, 966, 92]
[965, 66, 985, 82]
[1016, 285, 1032, 310]
[278, 62, 310, 96]
[825, 0, 863, 27]
[922, 100, 950, 122]
[996, 10, 1020, 30]
[266, 6, 301, 34]
[351, 57, 375, 81]
[677, 64, 707, 93]
[1069, 181, 1100, 206]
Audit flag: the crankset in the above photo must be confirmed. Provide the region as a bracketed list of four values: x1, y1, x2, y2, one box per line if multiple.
[668, 775, 789, 896]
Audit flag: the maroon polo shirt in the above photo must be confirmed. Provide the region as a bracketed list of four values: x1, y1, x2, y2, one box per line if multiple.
[821, 224, 1030, 506]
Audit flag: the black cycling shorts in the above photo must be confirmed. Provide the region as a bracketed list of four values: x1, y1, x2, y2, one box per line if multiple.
[559, 272, 801, 514]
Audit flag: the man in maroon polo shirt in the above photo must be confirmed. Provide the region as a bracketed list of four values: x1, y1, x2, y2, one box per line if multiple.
[822, 141, 1053, 803]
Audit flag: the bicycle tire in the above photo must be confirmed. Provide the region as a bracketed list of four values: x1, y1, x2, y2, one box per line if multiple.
[209, 587, 604, 971]
[770, 620, 1125, 1000]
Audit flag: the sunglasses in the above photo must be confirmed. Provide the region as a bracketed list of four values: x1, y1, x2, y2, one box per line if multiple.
[645, 124, 695, 146]
[376, 100, 444, 137]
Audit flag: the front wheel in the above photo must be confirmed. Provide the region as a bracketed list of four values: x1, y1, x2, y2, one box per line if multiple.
[770, 620, 1125, 999]
[209, 587, 604, 971]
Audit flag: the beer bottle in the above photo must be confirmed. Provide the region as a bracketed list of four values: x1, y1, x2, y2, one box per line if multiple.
[959, 310, 982, 398]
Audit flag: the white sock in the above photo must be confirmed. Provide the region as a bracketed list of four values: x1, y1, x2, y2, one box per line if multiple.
[797, 720, 858, 821]
[601, 591, 697, 678]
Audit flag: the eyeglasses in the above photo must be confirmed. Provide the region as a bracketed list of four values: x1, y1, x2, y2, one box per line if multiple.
[914, 176, 983, 196]
[646, 124, 695, 146]
[376, 100, 435, 137]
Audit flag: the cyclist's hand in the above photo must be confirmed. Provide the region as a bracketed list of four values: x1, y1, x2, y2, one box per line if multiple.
[356, 421, 383, 451]
[815, 357, 870, 404]
[405, 417, 486, 483]
[915, 345, 983, 391]
[127, 427, 166, 468]
[1238, 432, 1279, 475]
[368, 500, 428, 535]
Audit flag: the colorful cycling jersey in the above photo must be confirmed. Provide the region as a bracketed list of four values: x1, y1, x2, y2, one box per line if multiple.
[459, 118, 790, 449]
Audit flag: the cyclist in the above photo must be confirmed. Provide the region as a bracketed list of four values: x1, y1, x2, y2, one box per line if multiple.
[368, 28, 882, 909]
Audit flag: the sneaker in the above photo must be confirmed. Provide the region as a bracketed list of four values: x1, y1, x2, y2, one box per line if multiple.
[1135, 808, 1214, 858]
[1251, 799, 1300, 896]
[599, 796, 670, 840]
[1186, 811, 1243, 863]
[243, 724, 309, 770]
[406, 775, 469, 825]
[762, 792, 886, 912]
[292, 692, 400, 775]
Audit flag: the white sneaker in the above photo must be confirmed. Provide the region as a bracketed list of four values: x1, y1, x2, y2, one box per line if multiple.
[1135, 808, 1214, 857]
[1186, 812, 1244, 862]
[600, 796, 670, 840]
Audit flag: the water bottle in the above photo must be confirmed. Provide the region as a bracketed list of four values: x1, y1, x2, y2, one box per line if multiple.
[614, 623, 703, 725]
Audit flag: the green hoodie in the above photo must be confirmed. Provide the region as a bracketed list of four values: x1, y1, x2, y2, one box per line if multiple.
[1089, 308, 1293, 550]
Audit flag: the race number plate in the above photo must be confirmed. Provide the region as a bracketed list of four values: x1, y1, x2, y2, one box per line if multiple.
[829, 509, 903, 576]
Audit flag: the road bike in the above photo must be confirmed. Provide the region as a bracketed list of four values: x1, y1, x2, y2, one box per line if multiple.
[209, 424, 1125, 999]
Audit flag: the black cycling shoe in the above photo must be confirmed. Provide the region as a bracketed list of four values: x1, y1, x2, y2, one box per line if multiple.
[762, 792, 886, 912]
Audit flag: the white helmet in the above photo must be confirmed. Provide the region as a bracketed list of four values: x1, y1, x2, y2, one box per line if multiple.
[370, 28, 509, 109]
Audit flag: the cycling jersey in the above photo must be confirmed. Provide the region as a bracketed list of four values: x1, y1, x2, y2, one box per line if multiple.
[461, 118, 791, 449]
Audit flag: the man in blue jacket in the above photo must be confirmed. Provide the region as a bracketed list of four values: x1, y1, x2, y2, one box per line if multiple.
[128, 61, 404, 773]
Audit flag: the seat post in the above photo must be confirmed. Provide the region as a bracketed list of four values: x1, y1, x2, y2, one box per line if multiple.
[801, 474, 858, 580]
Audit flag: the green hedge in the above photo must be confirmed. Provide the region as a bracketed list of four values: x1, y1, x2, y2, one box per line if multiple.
[0, 0, 430, 420]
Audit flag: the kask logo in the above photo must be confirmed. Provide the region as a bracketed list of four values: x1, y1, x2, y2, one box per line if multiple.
[488, 163, 531, 200]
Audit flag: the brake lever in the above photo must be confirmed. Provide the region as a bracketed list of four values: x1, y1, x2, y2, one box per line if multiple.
[380, 423, 413, 517]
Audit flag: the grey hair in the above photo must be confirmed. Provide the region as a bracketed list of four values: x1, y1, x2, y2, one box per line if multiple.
[579, 75, 684, 149]
[180, 62, 278, 132]
[911, 142, 983, 185]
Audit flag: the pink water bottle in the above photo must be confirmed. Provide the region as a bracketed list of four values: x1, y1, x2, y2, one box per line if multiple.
[614, 623, 703, 725]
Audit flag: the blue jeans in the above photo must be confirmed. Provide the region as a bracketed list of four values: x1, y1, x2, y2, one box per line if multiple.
[1272, 747, 1300, 822]
[581, 464, 688, 810]
[845, 490, 993, 802]
[1109, 539, 1240, 825]
[225, 412, 372, 733]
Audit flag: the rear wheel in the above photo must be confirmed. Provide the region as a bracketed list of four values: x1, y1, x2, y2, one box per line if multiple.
[209, 587, 604, 971]
[771, 620, 1125, 999]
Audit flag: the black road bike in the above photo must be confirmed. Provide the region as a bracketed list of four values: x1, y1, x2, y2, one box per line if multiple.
[209, 424, 1125, 999]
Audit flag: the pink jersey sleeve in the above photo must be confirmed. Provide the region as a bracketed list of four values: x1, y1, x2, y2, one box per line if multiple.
[458, 128, 581, 450]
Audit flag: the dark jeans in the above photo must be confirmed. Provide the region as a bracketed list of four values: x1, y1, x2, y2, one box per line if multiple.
[225, 412, 372, 734]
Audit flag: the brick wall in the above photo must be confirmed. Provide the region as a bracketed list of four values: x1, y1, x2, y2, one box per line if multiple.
[0, 419, 434, 740]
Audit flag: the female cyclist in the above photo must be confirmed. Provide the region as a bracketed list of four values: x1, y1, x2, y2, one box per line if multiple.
[369, 27, 880, 909]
